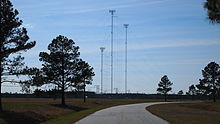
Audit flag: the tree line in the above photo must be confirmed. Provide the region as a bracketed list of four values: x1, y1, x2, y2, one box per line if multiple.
[157, 62, 220, 102]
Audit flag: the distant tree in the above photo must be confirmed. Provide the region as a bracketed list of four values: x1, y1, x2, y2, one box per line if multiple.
[178, 90, 183, 95]
[187, 85, 197, 100]
[0, 0, 36, 111]
[157, 75, 173, 102]
[196, 62, 220, 102]
[177, 90, 184, 100]
[204, 0, 220, 24]
[36, 35, 94, 105]
[188, 85, 197, 95]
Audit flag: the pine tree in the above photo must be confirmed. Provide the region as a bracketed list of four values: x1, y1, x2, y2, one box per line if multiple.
[177, 90, 183, 95]
[177, 90, 184, 100]
[157, 75, 173, 102]
[204, 0, 220, 24]
[196, 62, 220, 102]
[0, 0, 36, 111]
[75, 60, 95, 103]
[187, 85, 197, 100]
[38, 35, 94, 105]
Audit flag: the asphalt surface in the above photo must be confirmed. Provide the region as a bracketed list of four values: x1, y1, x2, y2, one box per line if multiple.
[75, 102, 169, 124]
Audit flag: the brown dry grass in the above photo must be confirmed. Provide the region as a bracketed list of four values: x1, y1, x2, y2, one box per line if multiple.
[1, 98, 161, 124]
[146, 101, 220, 124]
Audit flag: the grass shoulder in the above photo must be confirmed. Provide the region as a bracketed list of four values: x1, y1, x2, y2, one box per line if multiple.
[1, 98, 162, 124]
[146, 101, 220, 124]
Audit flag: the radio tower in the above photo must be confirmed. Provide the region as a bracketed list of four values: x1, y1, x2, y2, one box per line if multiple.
[124, 24, 129, 94]
[100, 47, 105, 94]
[109, 10, 116, 93]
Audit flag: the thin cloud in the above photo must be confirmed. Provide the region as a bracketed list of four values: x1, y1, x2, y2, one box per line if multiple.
[34, 0, 173, 17]
[128, 39, 220, 51]
[78, 38, 220, 55]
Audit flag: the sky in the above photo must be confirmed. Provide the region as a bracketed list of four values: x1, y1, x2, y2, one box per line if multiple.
[2, 0, 220, 94]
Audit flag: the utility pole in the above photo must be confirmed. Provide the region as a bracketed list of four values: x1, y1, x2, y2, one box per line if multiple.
[109, 10, 116, 94]
[100, 47, 105, 94]
[124, 24, 129, 94]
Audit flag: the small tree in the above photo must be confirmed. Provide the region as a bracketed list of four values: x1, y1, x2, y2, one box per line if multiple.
[0, 0, 36, 111]
[157, 75, 173, 102]
[74, 60, 95, 102]
[196, 62, 220, 102]
[37, 35, 94, 105]
[178, 90, 183, 95]
[204, 0, 220, 24]
[177, 90, 184, 100]
[187, 85, 197, 100]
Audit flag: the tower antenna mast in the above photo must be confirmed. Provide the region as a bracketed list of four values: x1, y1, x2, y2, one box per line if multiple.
[100, 47, 105, 94]
[109, 10, 116, 93]
[124, 24, 129, 94]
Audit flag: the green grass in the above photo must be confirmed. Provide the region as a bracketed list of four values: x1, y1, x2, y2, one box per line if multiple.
[1, 98, 163, 124]
[40, 107, 104, 124]
[42, 99, 164, 124]
[146, 101, 220, 124]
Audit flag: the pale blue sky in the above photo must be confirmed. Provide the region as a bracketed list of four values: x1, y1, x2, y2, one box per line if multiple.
[3, 0, 220, 94]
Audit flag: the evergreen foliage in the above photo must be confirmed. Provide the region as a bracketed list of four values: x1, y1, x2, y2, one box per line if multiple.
[157, 75, 173, 101]
[0, 0, 36, 111]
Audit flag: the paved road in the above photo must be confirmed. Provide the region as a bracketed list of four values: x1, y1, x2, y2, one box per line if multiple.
[75, 102, 169, 124]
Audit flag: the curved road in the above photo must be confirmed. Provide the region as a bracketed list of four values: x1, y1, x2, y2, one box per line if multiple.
[75, 102, 169, 124]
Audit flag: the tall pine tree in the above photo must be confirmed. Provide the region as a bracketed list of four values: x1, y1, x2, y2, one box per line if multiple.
[157, 75, 173, 102]
[0, 0, 36, 111]
[38, 35, 94, 105]
[196, 62, 220, 102]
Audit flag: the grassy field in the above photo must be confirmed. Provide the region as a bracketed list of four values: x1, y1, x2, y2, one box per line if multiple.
[0, 98, 162, 124]
[146, 101, 220, 124]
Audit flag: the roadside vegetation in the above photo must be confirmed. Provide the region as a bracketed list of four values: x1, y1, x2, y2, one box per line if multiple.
[146, 101, 220, 124]
[0, 98, 162, 124]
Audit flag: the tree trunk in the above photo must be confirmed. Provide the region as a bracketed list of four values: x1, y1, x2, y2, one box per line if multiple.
[0, 77, 2, 111]
[179, 95, 182, 101]
[0, 39, 2, 111]
[61, 85, 65, 105]
[191, 95, 194, 101]
[213, 79, 216, 102]
[164, 93, 167, 102]
[0, 61, 2, 111]
[61, 45, 65, 106]
[213, 90, 216, 102]
[83, 82, 86, 103]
